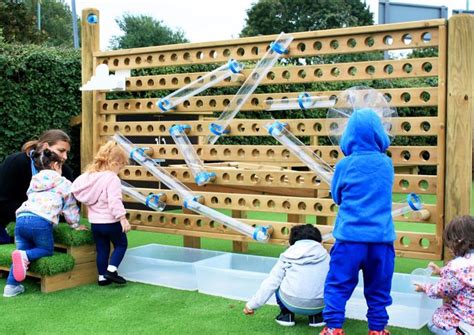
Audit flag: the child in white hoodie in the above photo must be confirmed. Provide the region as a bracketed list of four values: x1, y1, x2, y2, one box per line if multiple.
[3, 149, 85, 298]
[72, 141, 131, 286]
[243, 224, 330, 328]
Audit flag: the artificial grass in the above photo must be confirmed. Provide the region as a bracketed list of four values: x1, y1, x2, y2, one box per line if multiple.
[0, 244, 75, 276]
[6, 222, 94, 247]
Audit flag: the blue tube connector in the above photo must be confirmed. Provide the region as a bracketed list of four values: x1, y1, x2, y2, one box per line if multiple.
[87, 14, 98, 24]
[169, 124, 191, 136]
[195, 171, 217, 186]
[228, 59, 243, 74]
[270, 41, 289, 55]
[407, 193, 422, 211]
[297, 92, 312, 109]
[209, 123, 230, 136]
[266, 120, 287, 137]
[252, 225, 272, 242]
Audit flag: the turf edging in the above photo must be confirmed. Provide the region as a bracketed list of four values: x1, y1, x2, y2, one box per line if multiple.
[6, 222, 94, 247]
[0, 244, 75, 276]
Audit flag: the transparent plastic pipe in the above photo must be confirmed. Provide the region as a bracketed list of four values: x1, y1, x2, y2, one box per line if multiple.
[121, 181, 166, 212]
[113, 133, 196, 203]
[184, 198, 271, 242]
[410, 267, 433, 286]
[169, 124, 216, 186]
[266, 120, 334, 186]
[265, 92, 336, 111]
[391, 193, 423, 217]
[323, 193, 424, 242]
[206, 32, 294, 144]
[157, 59, 243, 112]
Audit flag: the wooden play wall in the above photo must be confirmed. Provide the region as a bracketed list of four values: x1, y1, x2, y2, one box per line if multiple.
[81, 9, 474, 260]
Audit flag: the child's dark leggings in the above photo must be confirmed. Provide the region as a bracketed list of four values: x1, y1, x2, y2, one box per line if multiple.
[323, 241, 395, 331]
[91, 222, 128, 275]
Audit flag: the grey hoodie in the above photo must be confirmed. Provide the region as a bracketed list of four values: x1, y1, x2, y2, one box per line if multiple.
[246, 239, 330, 310]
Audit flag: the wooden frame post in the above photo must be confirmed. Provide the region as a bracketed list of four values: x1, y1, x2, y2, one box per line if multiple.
[80, 8, 100, 170]
[445, 15, 474, 258]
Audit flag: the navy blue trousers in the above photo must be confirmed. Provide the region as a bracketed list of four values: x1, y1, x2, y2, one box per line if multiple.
[91, 222, 128, 276]
[323, 242, 395, 331]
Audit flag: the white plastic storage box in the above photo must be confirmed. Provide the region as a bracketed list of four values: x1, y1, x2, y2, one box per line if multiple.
[195, 253, 279, 304]
[118, 244, 224, 290]
[346, 272, 441, 329]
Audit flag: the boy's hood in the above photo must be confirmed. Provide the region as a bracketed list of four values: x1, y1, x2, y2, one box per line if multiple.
[280, 240, 328, 265]
[30, 170, 65, 192]
[71, 171, 116, 205]
[340, 108, 390, 156]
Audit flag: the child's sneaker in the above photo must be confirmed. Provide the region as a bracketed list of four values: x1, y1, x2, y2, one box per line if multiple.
[3, 284, 25, 297]
[320, 327, 346, 335]
[104, 270, 126, 284]
[275, 311, 295, 326]
[309, 312, 326, 327]
[368, 330, 391, 335]
[98, 279, 112, 286]
[11, 250, 29, 282]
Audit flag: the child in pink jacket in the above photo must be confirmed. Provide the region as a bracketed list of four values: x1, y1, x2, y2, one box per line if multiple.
[72, 141, 131, 286]
[414, 216, 474, 334]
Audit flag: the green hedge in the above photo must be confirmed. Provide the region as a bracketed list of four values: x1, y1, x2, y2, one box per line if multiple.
[6, 222, 94, 247]
[0, 41, 81, 173]
[0, 244, 75, 276]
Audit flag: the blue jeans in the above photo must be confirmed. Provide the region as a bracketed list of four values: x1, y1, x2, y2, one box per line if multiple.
[91, 223, 128, 275]
[276, 290, 323, 316]
[7, 215, 54, 285]
[323, 242, 395, 331]
[427, 320, 457, 335]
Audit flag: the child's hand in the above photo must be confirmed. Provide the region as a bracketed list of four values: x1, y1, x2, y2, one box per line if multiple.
[414, 283, 426, 293]
[428, 262, 441, 276]
[75, 225, 89, 231]
[120, 217, 131, 233]
[243, 305, 254, 315]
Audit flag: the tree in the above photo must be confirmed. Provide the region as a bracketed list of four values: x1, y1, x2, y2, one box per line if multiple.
[110, 14, 189, 49]
[240, 0, 373, 37]
[0, 0, 77, 47]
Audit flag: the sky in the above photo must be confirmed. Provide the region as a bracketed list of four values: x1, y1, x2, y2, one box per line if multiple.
[66, 0, 470, 51]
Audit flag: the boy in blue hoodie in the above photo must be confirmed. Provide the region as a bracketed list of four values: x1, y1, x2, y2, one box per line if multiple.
[320, 109, 395, 335]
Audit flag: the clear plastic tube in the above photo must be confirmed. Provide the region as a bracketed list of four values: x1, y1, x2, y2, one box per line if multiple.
[169, 125, 216, 186]
[391, 193, 423, 218]
[266, 121, 334, 186]
[184, 198, 271, 242]
[121, 181, 166, 212]
[113, 133, 196, 202]
[410, 267, 433, 286]
[265, 92, 336, 111]
[206, 32, 294, 144]
[157, 59, 243, 112]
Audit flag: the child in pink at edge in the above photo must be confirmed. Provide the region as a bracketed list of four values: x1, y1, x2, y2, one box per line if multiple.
[72, 141, 131, 286]
[414, 215, 474, 335]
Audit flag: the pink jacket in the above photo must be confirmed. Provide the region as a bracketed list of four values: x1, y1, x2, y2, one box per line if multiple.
[71, 171, 126, 224]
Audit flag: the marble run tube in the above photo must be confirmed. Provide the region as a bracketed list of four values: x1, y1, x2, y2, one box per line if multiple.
[391, 193, 423, 218]
[322, 193, 424, 242]
[183, 198, 272, 242]
[265, 92, 336, 111]
[121, 181, 166, 212]
[266, 120, 334, 186]
[206, 32, 294, 144]
[113, 133, 196, 203]
[157, 59, 243, 112]
[169, 124, 216, 186]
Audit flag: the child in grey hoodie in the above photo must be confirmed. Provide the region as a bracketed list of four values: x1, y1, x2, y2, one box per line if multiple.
[243, 224, 330, 327]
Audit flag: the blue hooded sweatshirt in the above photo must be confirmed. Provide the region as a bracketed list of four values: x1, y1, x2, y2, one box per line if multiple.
[331, 108, 395, 243]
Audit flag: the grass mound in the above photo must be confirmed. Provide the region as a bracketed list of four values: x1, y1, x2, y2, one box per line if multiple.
[0, 244, 75, 276]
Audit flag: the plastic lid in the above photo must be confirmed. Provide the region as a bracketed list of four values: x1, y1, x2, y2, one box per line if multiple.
[297, 92, 311, 109]
[407, 193, 423, 211]
[270, 41, 288, 55]
[228, 59, 243, 74]
[266, 121, 286, 137]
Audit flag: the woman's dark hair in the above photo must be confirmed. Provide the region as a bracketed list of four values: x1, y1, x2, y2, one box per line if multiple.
[289, 224, 322, 245]
[32, 149, 63, 171]
[22, 129, 70, 155]
[444, 215, 474, 257]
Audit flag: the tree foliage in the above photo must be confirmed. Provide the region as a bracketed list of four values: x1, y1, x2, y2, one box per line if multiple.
[240, 0, 373, 37]
[110, 14, 189, 49]
[0, 0, 77, 47]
